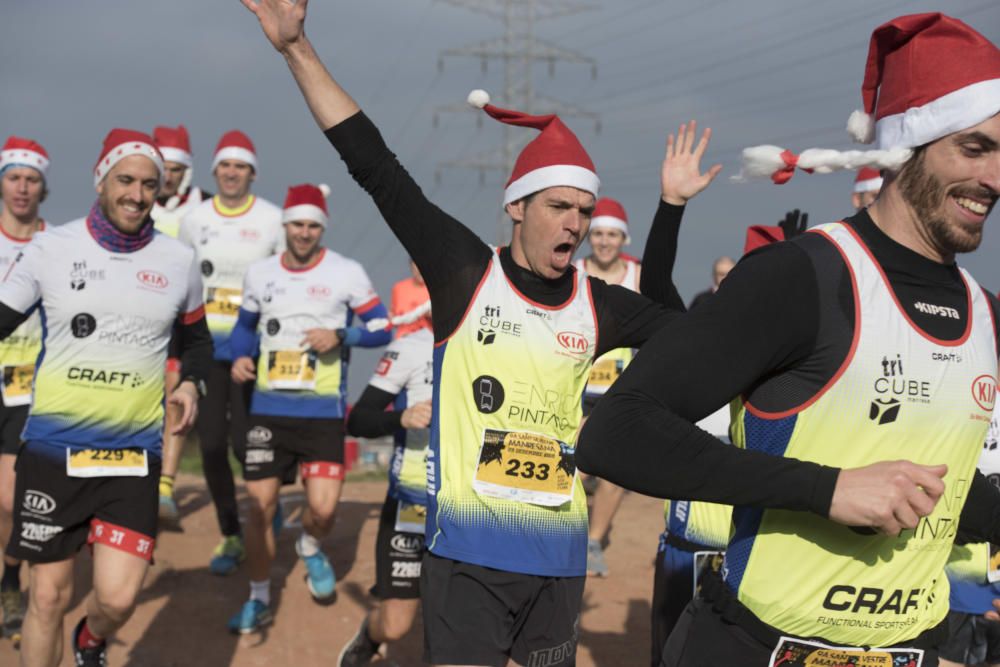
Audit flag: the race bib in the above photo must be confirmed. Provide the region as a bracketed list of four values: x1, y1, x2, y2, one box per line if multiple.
[205, 287, 242, 322]
[588, 357, 624, 389]
[692, 550, 725, 597]
[395, 502, 426, 534]
[67, 448, 148, 478]
[473, 428, 576, 507]
[266, 350, 317, 390]
[1, 364, 34, 407]
[768, 637, 923, 667]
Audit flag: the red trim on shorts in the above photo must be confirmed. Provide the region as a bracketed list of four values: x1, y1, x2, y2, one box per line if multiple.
[300, 461, 345, 480]
[181, 305, 205, 325]
[87, 519, 155, 561]
[165, 358, 182, 374]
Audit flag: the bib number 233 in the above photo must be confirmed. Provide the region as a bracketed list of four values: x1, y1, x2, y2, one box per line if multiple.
[473, 428, 576, 507]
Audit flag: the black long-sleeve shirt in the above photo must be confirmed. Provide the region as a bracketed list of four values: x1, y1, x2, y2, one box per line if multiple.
[324, 111, 684, 356]
[578, 209, 1000, 532]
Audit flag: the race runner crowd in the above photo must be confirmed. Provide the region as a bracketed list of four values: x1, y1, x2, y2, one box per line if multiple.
[0, 2, 999, 666]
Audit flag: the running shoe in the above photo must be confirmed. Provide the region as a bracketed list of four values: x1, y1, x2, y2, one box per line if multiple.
[1, 589, 25, 647]
[209, 535, 246, 576]
[337, 617, 380, 666]
[296, 542, 336, 601]
[227, 599, 273, 635]
[71, 618, 107, 667]
[586, 538, 609, 577]
[158, 493, 180, 530]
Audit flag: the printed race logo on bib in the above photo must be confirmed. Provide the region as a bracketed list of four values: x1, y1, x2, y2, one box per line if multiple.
[768, 637, 922, 666]
[2, 364, 34, 407]
[473, 428, 576, 506]
[205, 287, 242, 321]
[266, 350, 318, 390]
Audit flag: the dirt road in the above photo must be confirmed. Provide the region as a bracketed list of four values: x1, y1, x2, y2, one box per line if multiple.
[0, 475, 664, 666]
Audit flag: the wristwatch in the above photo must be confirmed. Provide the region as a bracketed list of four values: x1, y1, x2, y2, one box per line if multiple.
[182, 375, 208, 399]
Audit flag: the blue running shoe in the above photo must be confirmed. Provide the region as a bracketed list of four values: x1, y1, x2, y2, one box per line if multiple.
[227, 599, 273, 635]
[209, 535, 245, 576]
[296, 543, 336, 601]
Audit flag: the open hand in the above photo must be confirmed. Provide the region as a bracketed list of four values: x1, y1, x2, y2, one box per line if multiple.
[661, 120, 723, 206]
[241, 0, 308, 54]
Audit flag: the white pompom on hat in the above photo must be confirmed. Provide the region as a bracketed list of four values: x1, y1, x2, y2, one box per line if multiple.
[467, 89, 600, 206]
[282, 183, 330, 227]
[739, 12, 1000, 184]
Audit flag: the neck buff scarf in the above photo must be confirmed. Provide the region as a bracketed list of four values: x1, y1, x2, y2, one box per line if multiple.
[86, 200, 154, 253]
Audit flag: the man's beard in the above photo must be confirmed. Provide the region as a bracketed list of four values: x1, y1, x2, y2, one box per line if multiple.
[898, 149, 983, 255]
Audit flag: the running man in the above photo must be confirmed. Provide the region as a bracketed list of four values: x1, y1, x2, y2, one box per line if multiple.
[178, 129, 284, 575]
[572, 197, 640, 577]
[340, 312, 433, 666]
[151, 124, 211, 528]
[0, 129, 211, 667]
[242, 2, 720, 663]
[579, 13, 1000, 665]
[389, 260, 431, 340]
[0, 136, 49, 647]
[227, 183, 390, 633]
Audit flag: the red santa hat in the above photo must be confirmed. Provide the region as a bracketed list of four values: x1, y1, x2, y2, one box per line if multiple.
[743, 225, 785, 255]
[467, 90, 599, 206]
[212, 130, 258, 172]
[1, 136, 50, 179]
[853, 167, 883, 194]
[282, 183, 330, 227]
[153, 125, 193, 167]
[93, 129, 164, 187]
[589, 197, 630, 244]
[739, 13, 1000, 184]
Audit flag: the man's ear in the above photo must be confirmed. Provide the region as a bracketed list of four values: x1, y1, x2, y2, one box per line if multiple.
[506, 199, 525, 224]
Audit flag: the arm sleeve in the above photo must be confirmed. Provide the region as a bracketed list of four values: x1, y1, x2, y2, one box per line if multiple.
[324, 112, 492, 339]
[341, 301, 392, 348]
[177, 315, 213, 384]
[230, 308, 261, 359]
[0, 302, 30, 340]
[0, 237, 43, 314]
[346, 385, 403, 438]
[639, 199, 686, 311]
[956, 469, 1000, 544]
[591, 281, 681, 357]
[576, 242, 841, 515]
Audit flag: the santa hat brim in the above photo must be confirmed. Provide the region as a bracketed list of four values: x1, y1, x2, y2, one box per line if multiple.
[589, 215, 630, 244]
[212, 146, 258, 172]
[283, 204, 327, 227]
[503, 165, 599, 207]
[159, 147, 193, 168]
[875, 78, 1000, 150]
[853, 177, 883, 193]
[94, 142, 164, 187]
[0, 151, 49, 178]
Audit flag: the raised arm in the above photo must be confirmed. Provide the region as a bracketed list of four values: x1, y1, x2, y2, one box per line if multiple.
[243, 0, 491, 339]
[241, 0, 358, 129]
[642, 121, 721, 309]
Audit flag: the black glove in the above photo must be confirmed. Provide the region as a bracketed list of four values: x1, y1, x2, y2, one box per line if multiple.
[779, 209, 808, 239]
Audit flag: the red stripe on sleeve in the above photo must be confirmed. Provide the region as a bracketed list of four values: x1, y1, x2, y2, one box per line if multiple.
[354, 297, 382, 316]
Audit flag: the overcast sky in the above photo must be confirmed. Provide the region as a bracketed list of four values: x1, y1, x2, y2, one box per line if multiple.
[3, 0, 998, 394]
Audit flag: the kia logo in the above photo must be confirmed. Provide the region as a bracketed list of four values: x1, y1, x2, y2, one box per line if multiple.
[137, 270, 168, 289]
[307, 285, 331, 298]
[390, 534, 423, 554]
[556, 331, 588, 354]
[972, 374, 997, 411]
[24, 489, 56, 515]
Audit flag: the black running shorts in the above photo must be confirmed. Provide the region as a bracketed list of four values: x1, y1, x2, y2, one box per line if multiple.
[372, 495, 425, 600]
[421, 552, 584, 667]
[242, 415, 345, 482]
